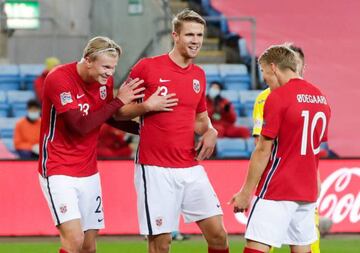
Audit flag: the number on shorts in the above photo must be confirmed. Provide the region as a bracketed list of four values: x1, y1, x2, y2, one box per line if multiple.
[95, 196, 102, 213]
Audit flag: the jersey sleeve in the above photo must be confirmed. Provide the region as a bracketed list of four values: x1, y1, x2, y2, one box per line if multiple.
[252, 93, 264, 136]
[44, 71, 78, 114]
[128, 58, 148, 86]
[196, 71, 207, 113]
[261, 92, 284, 139]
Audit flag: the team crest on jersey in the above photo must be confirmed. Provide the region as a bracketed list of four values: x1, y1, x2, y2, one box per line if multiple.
[59, 204, 67, 214]
[60, 92, 73, 106]
[155, 217, 163, 227]
[99, 86, 107, 100]
[193, 79, 200, 93]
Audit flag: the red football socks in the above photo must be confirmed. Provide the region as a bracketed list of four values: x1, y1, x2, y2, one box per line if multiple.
[208, 247, 229, 253]
[243, 247, 265, 253]
[59, 249, 69, 253]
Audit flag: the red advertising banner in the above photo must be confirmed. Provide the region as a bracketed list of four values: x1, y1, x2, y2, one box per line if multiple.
[0, 160, 359, 236]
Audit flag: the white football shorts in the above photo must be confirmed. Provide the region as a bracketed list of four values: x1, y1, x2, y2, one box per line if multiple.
[245, 197, 317, 248]
[134, 164, 223, 235]
[39, 173, 105, 231]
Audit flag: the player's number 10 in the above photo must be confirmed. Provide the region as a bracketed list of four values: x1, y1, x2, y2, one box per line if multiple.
[300, 110, 327, 155]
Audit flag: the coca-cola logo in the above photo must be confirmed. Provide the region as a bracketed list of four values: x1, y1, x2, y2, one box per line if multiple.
[317, 167, 360, 224]
[234, 167, 360, 226]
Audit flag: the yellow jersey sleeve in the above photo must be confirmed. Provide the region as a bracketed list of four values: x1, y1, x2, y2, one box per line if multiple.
[252, 88, 271, 136]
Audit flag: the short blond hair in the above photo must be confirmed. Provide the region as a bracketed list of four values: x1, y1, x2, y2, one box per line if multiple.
[83, 36, 122, 60]
[172, 9, 206, 34]
[258, 45, 297, 72]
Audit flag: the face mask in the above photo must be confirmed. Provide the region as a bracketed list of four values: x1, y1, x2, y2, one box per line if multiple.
[27, 111, 40, 121]
[208, 88, 220, 99]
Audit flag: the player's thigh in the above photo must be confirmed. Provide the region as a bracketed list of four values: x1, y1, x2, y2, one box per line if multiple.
[77, 173, 105, 231]
[39, 174, 81, 226]
[134, 164, 181, 235]
[58, 219, 84, 246]
[82, 229, 99, 252]
[245, 197, 298, 248]
[284, 202, 317, 246]
[181, 165, 223, 223]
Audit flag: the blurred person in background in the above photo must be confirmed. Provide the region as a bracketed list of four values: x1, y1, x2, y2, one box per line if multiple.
[34, 57, 61, 103]
[97, 124, 133, 159]
[13, 99, 41, 159]
[207, 80, 250, 138]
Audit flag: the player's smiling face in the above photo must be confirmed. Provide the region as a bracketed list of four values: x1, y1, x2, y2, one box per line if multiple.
[87, 53, 118, 84]
[173, 21, 204, 59]
[260, 62, 280, 91]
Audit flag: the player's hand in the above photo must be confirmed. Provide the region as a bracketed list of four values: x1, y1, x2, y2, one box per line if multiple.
[116, 78, 145, 104]
[195, 128, 217, 161]
[228, 189, 252, 213]
[144, 86, 178, 112]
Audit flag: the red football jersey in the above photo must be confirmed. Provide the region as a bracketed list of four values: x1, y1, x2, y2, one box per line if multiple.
[38, 62, 113, 177]
[256, 78, 331, 202]
[129, 54, 207, 167]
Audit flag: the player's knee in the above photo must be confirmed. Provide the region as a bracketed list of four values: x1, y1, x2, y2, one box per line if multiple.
[64, 233, 84, 252]
[153, 237, 171, 253]
[81, 243, 96, 253]
[206, 228, 228, 248]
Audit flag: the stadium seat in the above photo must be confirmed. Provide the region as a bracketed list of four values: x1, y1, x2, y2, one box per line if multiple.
[0, 117, 18, 138]
[216, 138, 250, 158]
[220, 90, 241, 115]
[0, 91, 9, 117]
[236, 116, 254, 129]
[19, 64, 44, 90]
[7, 90, 35, 104]
[219, 64, 248, 76]
[200, 64, 222, 86]
[246, 137, 256, 153]
[238, 90, 261, 116]
[0, 64, 21, 90]
[1, 137, 15, 153]
[11, 103, 27, 118]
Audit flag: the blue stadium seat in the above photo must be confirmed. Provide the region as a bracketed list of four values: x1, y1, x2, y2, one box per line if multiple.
[1, 137, 15, 153]
[7, 90, 35, 104]
[220, 90, 241, 115]
[200, 64, 222, 86]
[0, 64, 21, 90]
[11, 103, 27, 118]
[246, 137, 256, 153]
[0, 91, 9, 117]
[19, 64, 44, 90]
[216, 138, 250, 158]
[0, 117, 18, 139]
[238, 90, 261, 116]
[236, 116, 254, 129]
[219, 64, 248, 76]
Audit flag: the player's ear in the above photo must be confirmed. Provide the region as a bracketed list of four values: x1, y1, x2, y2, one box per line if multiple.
[84, 56, 93, 68]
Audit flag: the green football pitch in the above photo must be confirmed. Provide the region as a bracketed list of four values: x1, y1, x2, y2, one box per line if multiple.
[0, 235, 359, 253]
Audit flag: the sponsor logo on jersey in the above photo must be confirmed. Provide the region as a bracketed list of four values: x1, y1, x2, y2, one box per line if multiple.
[100, 86, 107, 100]
[193, 79, 200, 93]
[59, 204, 67, 214]
[76, 94, 85, 99]
[60, 92, 73, 106]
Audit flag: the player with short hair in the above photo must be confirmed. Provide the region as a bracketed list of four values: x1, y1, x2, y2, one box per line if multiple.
[129, 9, 229, 253]
[252, 44, 321, 253]
[38, 36, 178, 253]
[229, 44, 331, 253]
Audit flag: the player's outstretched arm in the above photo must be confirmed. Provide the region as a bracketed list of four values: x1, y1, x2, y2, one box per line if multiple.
[114, 86, 178, 120]
[60, 78, 145, 136]
[228, 135, 273, 212]
[194, 111, 218, 161]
